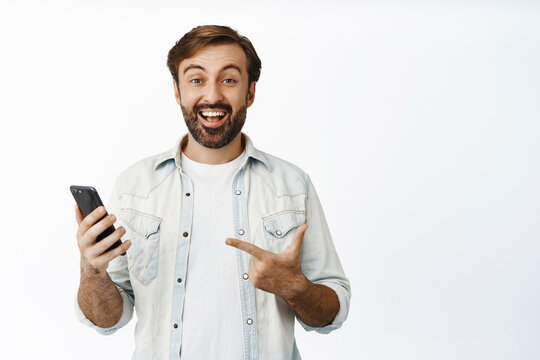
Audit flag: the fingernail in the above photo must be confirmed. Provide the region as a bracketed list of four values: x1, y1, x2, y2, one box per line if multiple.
[110, 214, 116, 221]
[225, 238, 232, 245]
[98, 207, 105, 214]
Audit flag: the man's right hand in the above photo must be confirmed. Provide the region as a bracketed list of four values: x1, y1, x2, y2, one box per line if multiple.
[75, 205, 131, 275]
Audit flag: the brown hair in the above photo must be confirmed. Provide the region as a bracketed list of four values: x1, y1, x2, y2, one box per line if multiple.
[167, 25, 262, 86]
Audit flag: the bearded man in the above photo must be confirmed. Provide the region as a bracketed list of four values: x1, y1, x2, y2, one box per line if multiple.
[74, 25, 351, 360]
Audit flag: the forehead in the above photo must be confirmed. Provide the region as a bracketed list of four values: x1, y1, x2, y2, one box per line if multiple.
[179, 43, 248, 74]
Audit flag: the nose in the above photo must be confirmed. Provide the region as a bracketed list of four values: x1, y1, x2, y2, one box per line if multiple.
[202, 81, 224, 104]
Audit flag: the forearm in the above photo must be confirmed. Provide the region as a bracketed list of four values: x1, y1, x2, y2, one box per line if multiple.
[78, 265, 123, 328]
[284, 277, 340, 328]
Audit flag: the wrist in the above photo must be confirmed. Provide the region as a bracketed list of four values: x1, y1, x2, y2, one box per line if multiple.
[283, 273, 311, 302]
[80, 259, 107, 279]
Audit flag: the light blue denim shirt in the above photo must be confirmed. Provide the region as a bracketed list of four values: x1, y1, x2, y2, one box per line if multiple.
[75, 133, 351, 360]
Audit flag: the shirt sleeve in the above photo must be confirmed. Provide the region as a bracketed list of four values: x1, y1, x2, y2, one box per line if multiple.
[296, 176, 351, 334]
[74, 179, 135, 335]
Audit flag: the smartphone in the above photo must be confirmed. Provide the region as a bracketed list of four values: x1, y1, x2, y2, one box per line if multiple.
[70, 185, 125, 255]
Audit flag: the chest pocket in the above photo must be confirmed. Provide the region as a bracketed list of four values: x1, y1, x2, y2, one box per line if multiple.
[262, 210, 305, 253]
[119, 208, 162, 286]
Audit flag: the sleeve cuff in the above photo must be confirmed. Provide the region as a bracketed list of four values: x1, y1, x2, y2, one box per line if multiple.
[297, 281, 351, 334]
[74, 287, 134, 335]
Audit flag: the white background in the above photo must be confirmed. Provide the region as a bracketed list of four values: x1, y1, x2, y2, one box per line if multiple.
[0, 0, 539, 359]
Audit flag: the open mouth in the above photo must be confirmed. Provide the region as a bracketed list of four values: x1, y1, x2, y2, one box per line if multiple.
[199, 111, 226, 121]
[198, 110, 228, 128]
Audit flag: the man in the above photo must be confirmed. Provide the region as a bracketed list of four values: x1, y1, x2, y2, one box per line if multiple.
[75, 25, 350, 360]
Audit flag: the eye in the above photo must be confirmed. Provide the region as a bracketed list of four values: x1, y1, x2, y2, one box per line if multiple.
[223, 78, 235, 84]
[190, 79, 202, 84]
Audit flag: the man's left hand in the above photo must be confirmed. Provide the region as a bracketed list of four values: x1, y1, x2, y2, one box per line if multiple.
[225, 224, 309, 301]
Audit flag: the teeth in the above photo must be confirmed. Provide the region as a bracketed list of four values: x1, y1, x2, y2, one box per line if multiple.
[201, 111, 225, 117]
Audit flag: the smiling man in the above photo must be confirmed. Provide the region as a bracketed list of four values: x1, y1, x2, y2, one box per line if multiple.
[74, 25, 351, 360]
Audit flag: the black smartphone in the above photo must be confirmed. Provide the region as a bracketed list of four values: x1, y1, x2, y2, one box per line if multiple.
[70, 185, 125, 255]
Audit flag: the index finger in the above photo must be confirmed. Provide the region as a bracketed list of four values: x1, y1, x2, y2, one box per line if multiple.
[77, 206, 107, 238]
[225, 237, 268, 259]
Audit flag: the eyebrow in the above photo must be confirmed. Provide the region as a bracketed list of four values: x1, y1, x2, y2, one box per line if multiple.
[222, 64, 242, 74]
[183, 64, 242, 75]
[183, 64, 204, 74]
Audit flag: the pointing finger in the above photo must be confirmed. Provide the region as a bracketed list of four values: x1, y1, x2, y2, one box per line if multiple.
[226, 238, 268, 259]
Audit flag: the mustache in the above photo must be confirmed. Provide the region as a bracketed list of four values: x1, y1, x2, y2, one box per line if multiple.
[192, 103, 233, 114]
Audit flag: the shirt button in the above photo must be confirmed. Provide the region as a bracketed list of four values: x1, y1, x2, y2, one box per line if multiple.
[173, 323, 178, 329]
[235, 190, 241, 195]
[238, 229, 245, 236]
[243, 273, 249, 280]
[185, 193, 191, 197]
[276, 230, 282, 236]
[177, 278, 182, 283]
[246, 318, 253, 325]
[183, 232, 189, 237]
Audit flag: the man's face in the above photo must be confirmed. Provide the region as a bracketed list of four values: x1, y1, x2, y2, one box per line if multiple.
[174, 43, 256, 149]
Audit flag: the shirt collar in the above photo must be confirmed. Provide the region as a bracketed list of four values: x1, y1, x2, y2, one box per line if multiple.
[153, 132, 271, 172]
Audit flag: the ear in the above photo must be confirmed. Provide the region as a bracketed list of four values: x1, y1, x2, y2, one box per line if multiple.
[246, 81, 256, 108]
[173, 79, 181, 105]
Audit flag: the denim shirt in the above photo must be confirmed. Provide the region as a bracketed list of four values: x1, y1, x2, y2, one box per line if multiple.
[75, 133, 351, 360]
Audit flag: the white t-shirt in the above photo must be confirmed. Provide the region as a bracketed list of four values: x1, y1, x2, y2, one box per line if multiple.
[180, 150, 246, 360]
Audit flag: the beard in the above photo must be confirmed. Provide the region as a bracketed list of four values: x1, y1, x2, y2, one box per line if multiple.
[181, 99, 247, 149]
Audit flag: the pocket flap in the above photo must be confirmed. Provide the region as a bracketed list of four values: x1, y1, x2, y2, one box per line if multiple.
[119, 208, 162, 238]
[263, 211, 305, 238]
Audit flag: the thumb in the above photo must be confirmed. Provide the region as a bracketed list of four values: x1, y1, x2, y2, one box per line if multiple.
[287, 223, 308, 255]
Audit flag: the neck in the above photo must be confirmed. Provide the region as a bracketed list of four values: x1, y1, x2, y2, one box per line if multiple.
[182, 133, 244, 165]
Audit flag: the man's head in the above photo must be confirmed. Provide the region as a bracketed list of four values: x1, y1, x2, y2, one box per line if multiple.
[167, 25, 262, 149]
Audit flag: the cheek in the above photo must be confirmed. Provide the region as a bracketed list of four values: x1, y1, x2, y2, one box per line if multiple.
[179, 94, 196, 109]
[177, 85, 198, 104]
[227, 92, 248, 110]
